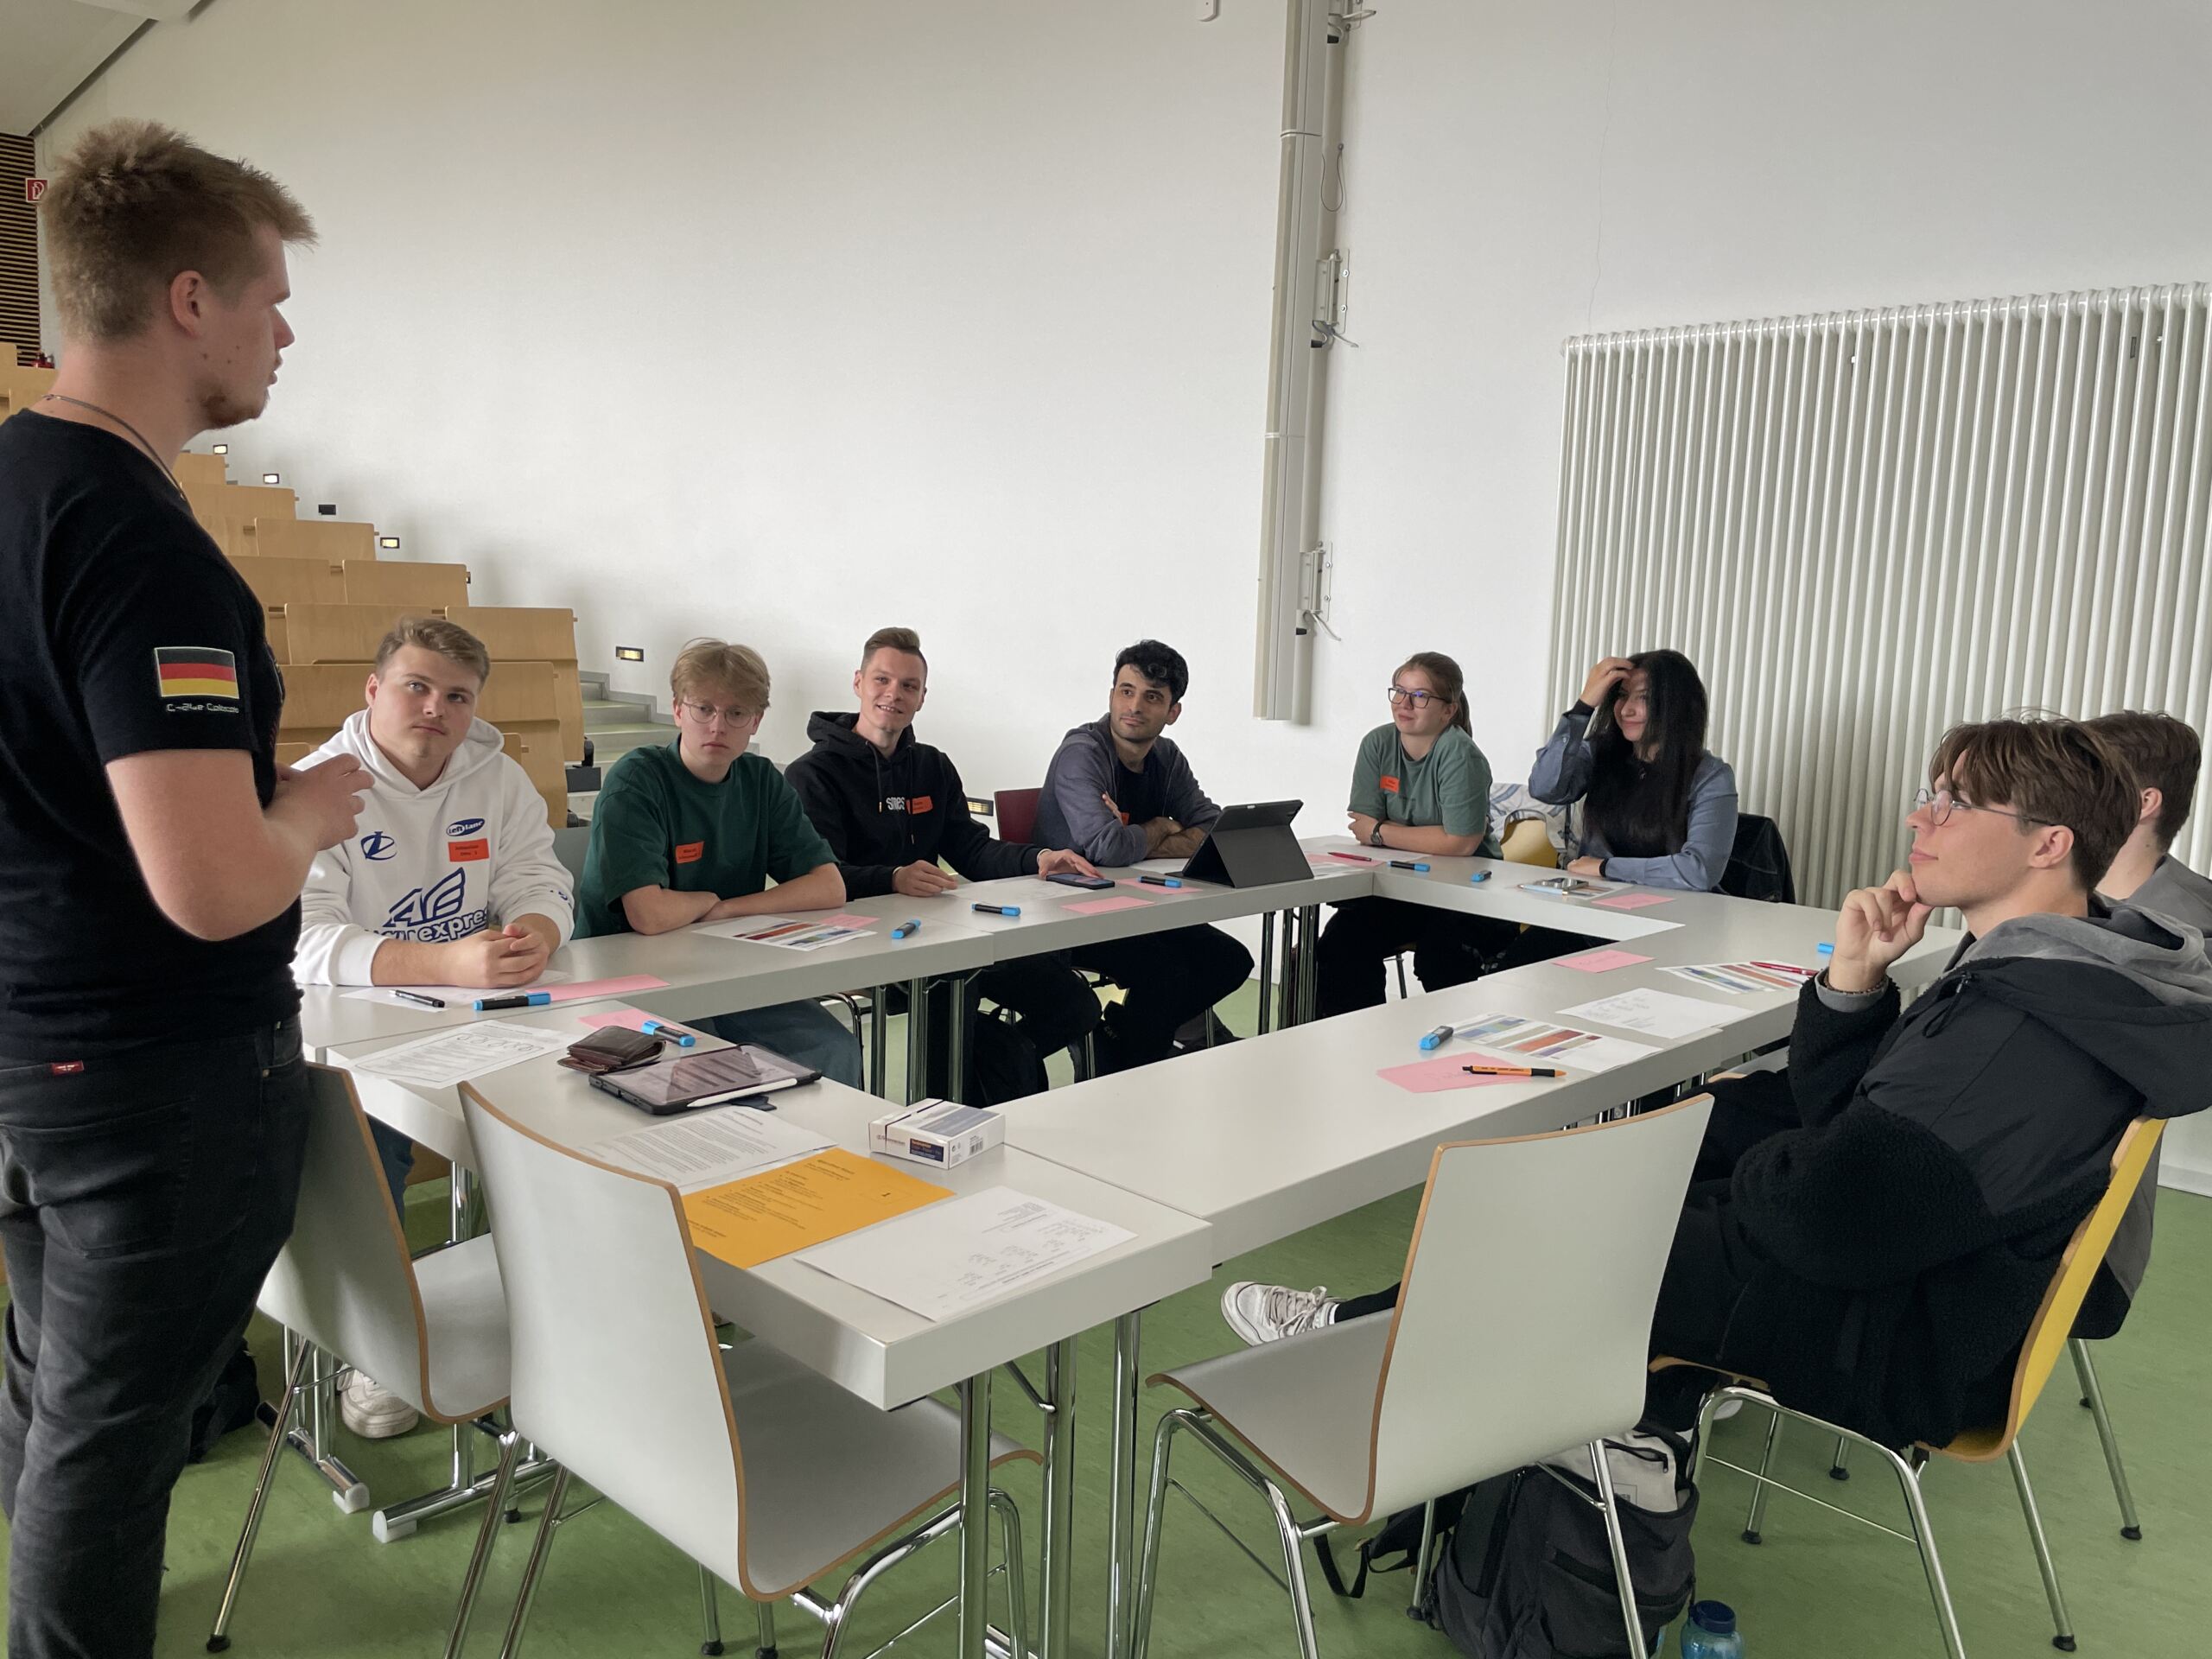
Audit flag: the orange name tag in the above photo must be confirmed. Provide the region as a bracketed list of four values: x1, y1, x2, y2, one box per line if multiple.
[911, 795, 935, 815]
[674, 841, 705, 865]
[447, 837, 490, 862]
[1379, 775, 1401, 794]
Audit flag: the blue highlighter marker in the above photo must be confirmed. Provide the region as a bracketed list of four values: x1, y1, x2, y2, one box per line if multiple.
[892, 919, 922, 939]
[1419, 1023, 1456, 1052]
[1468, 871, 1491, 885]
[642, 1019, 696, 1047]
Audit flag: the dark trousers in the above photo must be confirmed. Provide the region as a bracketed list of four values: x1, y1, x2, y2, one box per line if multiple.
[1075, 925, 1254, 1074]
[1315, 896, 1517, 1017]
[371, 1117, 415, 1213]
[0, 1019, 314, 1659]
[890, 955, 1103, 1104]
[1334, 1071, 1778, 1427]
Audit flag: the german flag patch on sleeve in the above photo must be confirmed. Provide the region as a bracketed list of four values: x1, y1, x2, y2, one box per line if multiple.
[154, 646, 240, 701]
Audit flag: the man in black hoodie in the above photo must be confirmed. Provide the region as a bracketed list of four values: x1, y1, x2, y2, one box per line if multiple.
[1223, 717, 2212, 1450]
[785, 627, 1103, 1103]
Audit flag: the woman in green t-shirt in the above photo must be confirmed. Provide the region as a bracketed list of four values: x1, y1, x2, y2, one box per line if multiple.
[1318, 652, 1511, 1017]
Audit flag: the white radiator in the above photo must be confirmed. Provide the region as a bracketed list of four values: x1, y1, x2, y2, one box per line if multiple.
[1550, 283, 2212, 908]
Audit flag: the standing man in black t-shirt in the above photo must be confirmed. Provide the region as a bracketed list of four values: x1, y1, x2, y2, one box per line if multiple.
[0, 122, 367, 1658]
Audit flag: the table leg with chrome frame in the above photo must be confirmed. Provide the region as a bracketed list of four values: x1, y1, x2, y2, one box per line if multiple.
[905, 977, 931, 1105]
[1105, 1309, 1144, 1659]
[1256, 913, 1276, 1036]
[280, 1329, 368, 1511]
[948, 975, 970, 1105]
[957, 1370, 995, 1659]
[869, 983, 890, 1096]
[1038, 1338, 1079, 1659]
[1292, 911, 1309, 1026]
[373, 1426, 559, 1543]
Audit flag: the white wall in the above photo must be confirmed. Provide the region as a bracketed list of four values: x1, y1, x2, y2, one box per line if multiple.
[41, 0, 2212, 1185]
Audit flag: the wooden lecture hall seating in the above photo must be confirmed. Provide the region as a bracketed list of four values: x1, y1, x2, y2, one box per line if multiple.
[3, 353, 584, 829]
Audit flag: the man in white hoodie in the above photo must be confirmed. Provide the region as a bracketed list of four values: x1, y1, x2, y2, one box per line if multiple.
[294, 616, 574, 1436]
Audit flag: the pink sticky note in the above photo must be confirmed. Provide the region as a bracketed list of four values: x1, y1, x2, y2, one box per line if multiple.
[542, 973, 671, 1003]
[1377, 1055, 1525, 1095]
[822, 913, 879, 928]
[1560, 948, 1653, 973]
[1066, 895, 1155, 916]
[1593, 892, 1675, 911]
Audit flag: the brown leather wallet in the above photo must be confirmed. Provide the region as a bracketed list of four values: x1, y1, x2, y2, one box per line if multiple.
[557, 1027, 666, 1075]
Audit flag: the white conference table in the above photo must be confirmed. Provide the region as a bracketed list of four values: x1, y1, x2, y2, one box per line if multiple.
[297, 916, 1002, 1078]
[296, 849, 1363, 1082]
[860, 854, 1370, 1040]
[327, 1003, 1215, 1659]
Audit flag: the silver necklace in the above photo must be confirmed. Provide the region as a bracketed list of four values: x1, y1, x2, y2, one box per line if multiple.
[38, 393, 188, 501]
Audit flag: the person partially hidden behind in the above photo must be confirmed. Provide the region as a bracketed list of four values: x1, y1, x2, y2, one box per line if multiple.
[2079, 709, 2212, 1342]
[1224, 717, 2212, 1451]
[294, 616, 575, 1439]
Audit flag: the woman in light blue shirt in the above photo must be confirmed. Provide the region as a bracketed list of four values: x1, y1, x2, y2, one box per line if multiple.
[1529, 650, 1738, 891]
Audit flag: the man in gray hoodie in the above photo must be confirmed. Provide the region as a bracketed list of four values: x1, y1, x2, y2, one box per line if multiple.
[1035, 640, 1253, 1072]
[2083, 709, 2212, 1336]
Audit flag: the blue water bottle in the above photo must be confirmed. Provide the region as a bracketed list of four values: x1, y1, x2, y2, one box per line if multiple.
[1679, 1600, 1743, 1658]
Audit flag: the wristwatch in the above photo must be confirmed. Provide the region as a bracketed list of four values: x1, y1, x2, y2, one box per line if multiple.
[1370, 824, 1386, 848]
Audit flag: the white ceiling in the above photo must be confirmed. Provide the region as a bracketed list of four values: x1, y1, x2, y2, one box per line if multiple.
[0, 0, 193, 137]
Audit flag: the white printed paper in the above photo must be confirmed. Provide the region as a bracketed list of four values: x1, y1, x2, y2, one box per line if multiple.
[1560, 988, 1758, 1040]
[1659, 962, 1812, 997]
[1441, 1014, 1657, 1074]
[697, 917, 875, 952]
[581, 1106, 833, 1192]
[341, 969, 574, 1007]
[1488, 1033, 1663, 1074]
[347, 1021, 574, 1089]
[797, 1186, 1135, 1322]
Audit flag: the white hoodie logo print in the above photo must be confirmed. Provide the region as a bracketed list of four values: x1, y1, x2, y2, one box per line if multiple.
[380, 868, 490, 944]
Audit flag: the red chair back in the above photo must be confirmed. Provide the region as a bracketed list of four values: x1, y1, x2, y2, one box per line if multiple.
[995, 787, 1042, 845]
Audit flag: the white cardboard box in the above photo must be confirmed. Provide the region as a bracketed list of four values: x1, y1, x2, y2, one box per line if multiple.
[868, 1098, 1006, 1169]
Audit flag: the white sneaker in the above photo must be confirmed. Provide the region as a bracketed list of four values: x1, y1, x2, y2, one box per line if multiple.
[340, 1370, 420, 1440]
[1221, 1281, 1340, 1345]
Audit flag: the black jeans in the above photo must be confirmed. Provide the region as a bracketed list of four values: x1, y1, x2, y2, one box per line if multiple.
[887, 955, 1103, 1104]
[1075, 925, 1254, 1073]
[1314, 896, 1518, 1017]
[0, 1019, 313, 1659]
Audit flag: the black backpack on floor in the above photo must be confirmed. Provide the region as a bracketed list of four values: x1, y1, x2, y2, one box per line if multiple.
[1432, 1427, 1698, 1659]
[1316, 1424, 1699, 1659]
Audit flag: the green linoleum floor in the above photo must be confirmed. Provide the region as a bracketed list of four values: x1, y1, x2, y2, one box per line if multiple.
[3, 988, 2207, 1658]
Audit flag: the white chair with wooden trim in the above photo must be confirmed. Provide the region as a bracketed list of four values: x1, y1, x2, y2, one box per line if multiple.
[1682, 1116, 2166, 1659]
[1132, 1098, 1713, 1659]
[207, 1065, 533, 1658]
[457, 1084, 1039, 1659]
